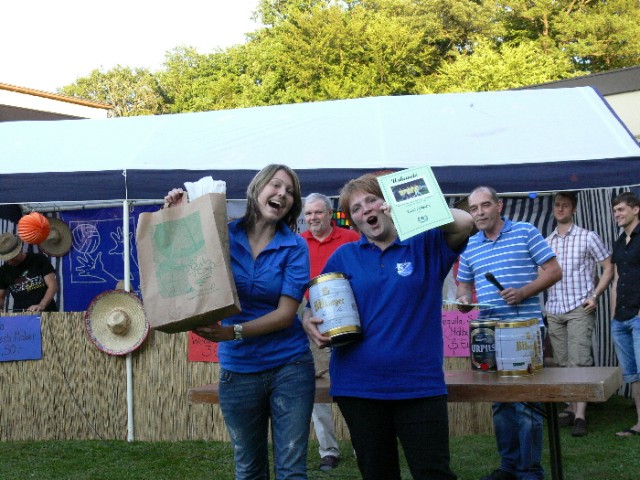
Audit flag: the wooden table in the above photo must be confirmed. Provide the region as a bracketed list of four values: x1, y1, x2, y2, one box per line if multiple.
[188, 367, 622, 480]
[446, 367, 621, 480]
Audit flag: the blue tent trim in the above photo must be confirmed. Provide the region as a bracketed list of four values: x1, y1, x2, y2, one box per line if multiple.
[1, 87, 639, 204]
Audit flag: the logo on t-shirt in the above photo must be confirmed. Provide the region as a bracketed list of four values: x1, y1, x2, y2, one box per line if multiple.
[396, 262, 413, 276]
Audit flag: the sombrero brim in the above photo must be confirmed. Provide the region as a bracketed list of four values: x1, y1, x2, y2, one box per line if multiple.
[0, 237, 22, 261]
[85, 290, 149, 356]
[39, 218, 72, 257]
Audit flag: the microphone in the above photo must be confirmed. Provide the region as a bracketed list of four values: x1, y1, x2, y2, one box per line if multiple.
[485, 272, 505, 291]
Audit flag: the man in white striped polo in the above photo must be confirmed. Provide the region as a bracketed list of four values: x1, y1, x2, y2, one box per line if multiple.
[456, 186, 562, 480]
[545, 191, 613, 437]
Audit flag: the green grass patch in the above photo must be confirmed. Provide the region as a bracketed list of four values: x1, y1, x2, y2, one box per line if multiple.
[1, 395, 638, 479]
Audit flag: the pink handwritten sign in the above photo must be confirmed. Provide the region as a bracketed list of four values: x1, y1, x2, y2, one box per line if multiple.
[442, 309, 479, 357]
[187, 332, 219, 362]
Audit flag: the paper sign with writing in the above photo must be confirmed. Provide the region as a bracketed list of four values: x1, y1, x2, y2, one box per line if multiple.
[377, 165, 453, 241]
[0, 315, 43, 362]
[187, 331, 219, 362]
[442, 309, 479, 357]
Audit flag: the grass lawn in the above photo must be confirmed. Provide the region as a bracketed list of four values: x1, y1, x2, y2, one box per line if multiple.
[0, 395, 638, 479]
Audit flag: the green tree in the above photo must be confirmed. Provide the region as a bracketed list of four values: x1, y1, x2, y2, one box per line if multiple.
[497, 0, 640, 72]
[59, 66, 165, 117]
[426, 0, 640, 92]
[555, 0, 640, 71]
[59, 0, 640, 114]
[157, 46, 246, 113]
[245, 0, 495, 103]
[427, 41, 577, 93]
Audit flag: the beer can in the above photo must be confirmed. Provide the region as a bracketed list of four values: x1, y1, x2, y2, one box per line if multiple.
[469, 319, 497, 372]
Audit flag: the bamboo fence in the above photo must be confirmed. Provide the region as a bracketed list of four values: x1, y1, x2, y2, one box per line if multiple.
[0, 312, 492, 441]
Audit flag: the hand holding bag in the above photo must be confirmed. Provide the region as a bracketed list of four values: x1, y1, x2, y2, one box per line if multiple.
[136, 193, 241, 333]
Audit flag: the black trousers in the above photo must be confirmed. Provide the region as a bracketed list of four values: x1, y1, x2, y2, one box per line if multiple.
[336, 395, 457, 480]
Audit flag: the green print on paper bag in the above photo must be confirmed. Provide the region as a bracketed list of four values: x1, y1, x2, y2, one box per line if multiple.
[152, 211, 217, 299]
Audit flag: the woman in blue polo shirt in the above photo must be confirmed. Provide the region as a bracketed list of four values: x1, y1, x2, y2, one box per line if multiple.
[303, 173, 473, 480]
[165, 164, 314, 480]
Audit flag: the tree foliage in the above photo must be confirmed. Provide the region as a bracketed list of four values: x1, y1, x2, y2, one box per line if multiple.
[59, 66, 165, 117]
[59, 0, 640, 116]
[427, 41, 578, 93]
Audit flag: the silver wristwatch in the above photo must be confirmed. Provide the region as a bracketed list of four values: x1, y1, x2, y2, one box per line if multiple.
[233, 324, 244, 340]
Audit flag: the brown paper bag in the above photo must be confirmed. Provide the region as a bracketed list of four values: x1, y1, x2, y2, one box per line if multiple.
[136, 193, 241, 333]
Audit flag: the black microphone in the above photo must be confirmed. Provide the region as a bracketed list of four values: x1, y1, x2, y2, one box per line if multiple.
[485, 272, 505, 291]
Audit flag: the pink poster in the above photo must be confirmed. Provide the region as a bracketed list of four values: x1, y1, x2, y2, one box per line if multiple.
[187, 332, 219, 362]
[442, 309, 479, 357]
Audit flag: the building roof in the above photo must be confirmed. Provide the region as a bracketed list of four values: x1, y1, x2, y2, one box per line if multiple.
[0, 82, 111, 121]
[523, 65, 640, 96]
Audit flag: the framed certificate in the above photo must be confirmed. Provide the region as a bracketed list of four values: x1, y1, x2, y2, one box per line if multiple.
[377, 165, 453, 241]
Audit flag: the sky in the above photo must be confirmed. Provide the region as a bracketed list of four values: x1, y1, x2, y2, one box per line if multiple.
[1, 0, 261, 93]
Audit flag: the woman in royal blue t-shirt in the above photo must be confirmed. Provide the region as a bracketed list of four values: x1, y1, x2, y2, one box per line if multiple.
[165, 164, 313, 480]
[303, 174, 473, 480]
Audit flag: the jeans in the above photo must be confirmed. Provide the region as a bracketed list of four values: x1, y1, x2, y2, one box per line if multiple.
[336, 395, 456, 480]
[611, 316, 640, 383]
[219, 350, 315, 480]
[492, 402, 545, 480]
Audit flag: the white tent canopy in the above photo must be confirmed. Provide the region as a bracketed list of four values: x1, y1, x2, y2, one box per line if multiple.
[1, 86, 639, 204]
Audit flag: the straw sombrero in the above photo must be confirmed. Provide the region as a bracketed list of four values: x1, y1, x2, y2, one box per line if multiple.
[85, 290, 149, 356]
[39, 218, 72, 257]
[0, 233, 23, 261]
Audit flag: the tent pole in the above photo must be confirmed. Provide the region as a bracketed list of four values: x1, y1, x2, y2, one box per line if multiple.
[123, 200, 134, 442]
[18, 199, 162, 213]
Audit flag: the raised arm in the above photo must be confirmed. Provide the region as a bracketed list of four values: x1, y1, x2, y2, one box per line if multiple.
[439, 208, 474, 250]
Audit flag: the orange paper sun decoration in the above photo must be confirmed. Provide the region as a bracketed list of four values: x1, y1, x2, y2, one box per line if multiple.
[18, 211, 51, 245]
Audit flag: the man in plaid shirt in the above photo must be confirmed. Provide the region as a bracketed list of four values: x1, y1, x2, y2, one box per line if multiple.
[545, 191, 613, 437]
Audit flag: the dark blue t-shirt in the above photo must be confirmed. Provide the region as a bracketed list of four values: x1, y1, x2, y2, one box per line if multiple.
[0, 253, 57, 312]
[324, 229, 462, 399]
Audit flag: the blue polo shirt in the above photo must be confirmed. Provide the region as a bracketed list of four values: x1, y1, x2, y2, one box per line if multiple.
[323, 228, 463, 400]
[218, 219, 310, 373]
[457, 218, 555, 321]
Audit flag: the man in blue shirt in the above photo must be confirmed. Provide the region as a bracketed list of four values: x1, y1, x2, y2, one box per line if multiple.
[456, 186, 561, 480]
